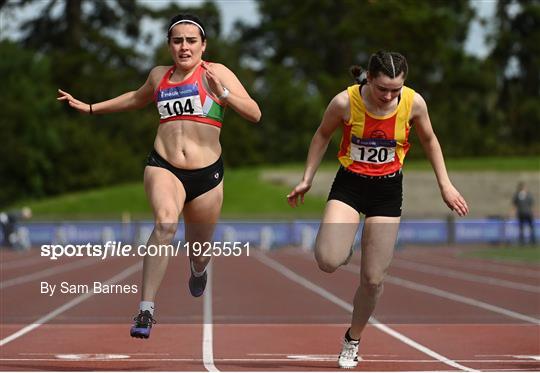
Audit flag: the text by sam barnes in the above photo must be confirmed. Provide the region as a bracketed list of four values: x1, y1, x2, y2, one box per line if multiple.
[41, 281, 138, 296]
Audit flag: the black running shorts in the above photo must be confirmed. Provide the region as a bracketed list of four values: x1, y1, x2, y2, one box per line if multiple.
[146, 149, 224, 202]
[327, 166, 403, 217]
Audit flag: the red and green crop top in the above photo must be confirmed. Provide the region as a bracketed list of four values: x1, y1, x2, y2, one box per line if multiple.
[154, 62, 226, 128]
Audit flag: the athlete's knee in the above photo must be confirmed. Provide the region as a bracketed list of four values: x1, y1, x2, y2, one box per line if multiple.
[318, 261, 340, 273]
[315, 251, 340, 273]
[361, 272, 385, 296]
[153, 210, 179, 240]
[153, 222, 177, 242]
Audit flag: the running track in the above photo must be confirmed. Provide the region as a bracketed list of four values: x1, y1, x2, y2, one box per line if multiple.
[1, 245, 539, 371]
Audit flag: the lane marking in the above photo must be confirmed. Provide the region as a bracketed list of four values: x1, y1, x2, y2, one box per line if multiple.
[0, 262, 142, 347]
[19, 352, 171, 356]
[287, 354, 343, 361]
[0, 357, 537, 364]
[476, 368, 538, 372]
[0, 257, 103, 289]
[346, 263, 539, 325]
[294, 251, 539, 324]
[381, 273, 540, 324]
[407, 250, 540, 272]
[56, 354, 130, 360]
[254, 252, 477, 372]
[513, 355, 540, 361]
[1, 255, 49, 271]
[392, 258, 540, 293]
[203, 261, 218, 372]
[395, 256, 540, 279]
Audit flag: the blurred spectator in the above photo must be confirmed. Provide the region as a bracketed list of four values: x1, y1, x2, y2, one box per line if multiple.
[0, 206, 32, 249]
[512, 182, 536, 245]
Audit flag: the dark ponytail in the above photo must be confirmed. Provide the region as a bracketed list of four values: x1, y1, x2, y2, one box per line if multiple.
[350, 65, 367, 85]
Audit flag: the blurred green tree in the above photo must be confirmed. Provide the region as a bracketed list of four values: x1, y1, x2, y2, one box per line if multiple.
[0, 1, 162, 207]
[0, 41, 140, 207]
[2, 0, 538, 207]
[238, 0, 497, 159]
[6, 0, 147, 90]
[489, 0, 540, 154]
[0, 0, 264, 206]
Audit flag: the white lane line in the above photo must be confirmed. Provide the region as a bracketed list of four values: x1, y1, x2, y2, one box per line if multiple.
[0, 357, 537, 364]
[343, 264, 540, 325]
[1, 255, 49, 270]
[254, 252, 477, 372]
[18, 352, 172, 356]
[55, 353, 130, 360]
[203, 261, 218, 372]
[0, 257, 102, 289]
[512, 355, 540, 361]
[392, 259, 540, 293]
[480, 368, 539, 372]
[396, 256, 540, 279]
[0, 262, 142, 347]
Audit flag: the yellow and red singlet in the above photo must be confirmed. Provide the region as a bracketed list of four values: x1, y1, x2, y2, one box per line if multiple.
[337, 84, 416, 176]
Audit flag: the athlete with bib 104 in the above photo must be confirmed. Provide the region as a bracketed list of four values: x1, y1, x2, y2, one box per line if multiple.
[287, 51, 468, 369]
[58, 14, 261, 339]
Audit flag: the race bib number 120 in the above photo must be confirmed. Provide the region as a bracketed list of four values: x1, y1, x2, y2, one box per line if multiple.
[350, 136, 396, 164]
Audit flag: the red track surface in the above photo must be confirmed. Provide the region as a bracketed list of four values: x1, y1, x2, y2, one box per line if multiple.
[1, 245, 539, 371]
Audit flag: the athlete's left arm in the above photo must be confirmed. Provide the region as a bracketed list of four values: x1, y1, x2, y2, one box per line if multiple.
[412, 93, 469, 216]
[202, 62, 261, 123]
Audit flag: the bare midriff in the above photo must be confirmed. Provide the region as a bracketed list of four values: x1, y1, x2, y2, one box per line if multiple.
[153, 119, 221, 169]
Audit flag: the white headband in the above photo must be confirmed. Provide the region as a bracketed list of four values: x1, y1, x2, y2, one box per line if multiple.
[168, 19, 205, 36]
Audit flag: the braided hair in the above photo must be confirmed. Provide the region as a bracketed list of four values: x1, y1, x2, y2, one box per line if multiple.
[350, 51, 408, 84]
[368, 51, 408, 79]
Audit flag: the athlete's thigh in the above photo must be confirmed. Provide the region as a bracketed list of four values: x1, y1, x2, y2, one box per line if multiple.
[360, 216, 400, 279]
[144, 166, 186, 220]
[315, 200, 361, 261]
[182, 180, 223, 242]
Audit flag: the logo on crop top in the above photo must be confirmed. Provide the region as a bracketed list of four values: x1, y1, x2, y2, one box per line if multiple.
[158, 84, 199, 101]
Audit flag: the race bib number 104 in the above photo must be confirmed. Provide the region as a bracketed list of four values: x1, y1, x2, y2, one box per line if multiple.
[157, 84, 203, 120]
[350, 136, 397, 164]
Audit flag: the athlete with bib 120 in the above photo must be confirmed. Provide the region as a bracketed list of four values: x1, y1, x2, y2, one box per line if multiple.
[58, 14, 261, 339]
[286, 51, 468, 368]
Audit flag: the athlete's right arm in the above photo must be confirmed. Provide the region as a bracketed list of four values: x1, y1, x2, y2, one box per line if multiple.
[287, 91, 348, 207]
[57, 67, 163, 114]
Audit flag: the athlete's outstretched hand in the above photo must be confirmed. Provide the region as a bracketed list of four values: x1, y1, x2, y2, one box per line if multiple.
[57, 89, 91, 114]
[441, 184, 469, 217]
[287, 181, 312, 208]
[201, 62, 226, 100]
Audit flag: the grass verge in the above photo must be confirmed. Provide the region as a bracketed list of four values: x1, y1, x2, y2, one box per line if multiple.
[15, 167, 326, 220]
[10, 156, 539, 220]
